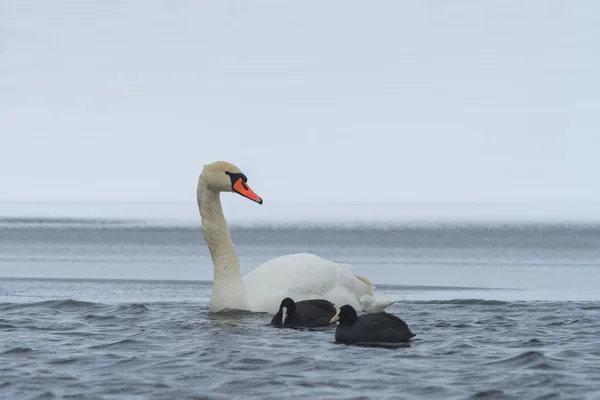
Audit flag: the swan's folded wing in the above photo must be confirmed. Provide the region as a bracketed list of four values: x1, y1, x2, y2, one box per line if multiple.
[243, 253, 375, 313]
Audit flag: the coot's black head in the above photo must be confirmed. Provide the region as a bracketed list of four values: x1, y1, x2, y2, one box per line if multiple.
[278, 297, 297, 325]
[330, 304, 358, 325]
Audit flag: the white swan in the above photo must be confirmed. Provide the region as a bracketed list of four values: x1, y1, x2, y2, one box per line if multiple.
[197, 161, 401, 314]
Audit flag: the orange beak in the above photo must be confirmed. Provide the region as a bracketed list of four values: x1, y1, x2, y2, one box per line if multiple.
[232, 178, 263, 204]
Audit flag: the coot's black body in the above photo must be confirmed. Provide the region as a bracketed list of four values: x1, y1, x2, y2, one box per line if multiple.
[332, 304, 415, 345]
[271, 297, 337, 329]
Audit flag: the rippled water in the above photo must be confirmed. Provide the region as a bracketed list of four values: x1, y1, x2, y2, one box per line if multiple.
[1, 220, 600, 398]
[1, 280, 600, 399]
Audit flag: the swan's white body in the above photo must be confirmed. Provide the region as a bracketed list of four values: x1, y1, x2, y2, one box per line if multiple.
[243, 253, 396, 314]
[197, 161, 401, 314]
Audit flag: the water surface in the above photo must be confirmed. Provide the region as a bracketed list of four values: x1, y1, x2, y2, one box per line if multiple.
[1, 220, 600, 399]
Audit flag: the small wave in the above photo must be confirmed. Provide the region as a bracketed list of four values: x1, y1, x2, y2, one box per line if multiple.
[533, 393, 561, 400]
[220, 357, 275, 372]
[414, 299, 510, 306]
[548, 319, 582, 326]
[80, 314, 119, 322]
[89, 338, 145, 350]
[110, 303, 149, 313]
[93, 356, 150, 373]
[433, 342, 483, 355]
[486, 350, 552, 369]
[469, 389, 508, 399]
[0, 319, 17, 329]
[432, 321, 472, 328]
[523, 338, 544, 347]
[474, 315, 513, 325]
[49, 357, 81, 365]
[269, 355, 312, 371]
[3, 347, 34, 354]
[11, 299, 106, 312]
[234, 357, 273, 366]
[551, 349, 581, 358]
[528, 362, 557, 370]
[28, 391, 57, 399]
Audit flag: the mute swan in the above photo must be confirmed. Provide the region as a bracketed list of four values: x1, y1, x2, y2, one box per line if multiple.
[197, 161, 401, 314]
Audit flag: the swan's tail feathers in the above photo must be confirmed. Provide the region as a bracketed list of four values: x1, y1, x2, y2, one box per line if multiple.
[359, 295, 405, 313]
[354, 274, 375, 290]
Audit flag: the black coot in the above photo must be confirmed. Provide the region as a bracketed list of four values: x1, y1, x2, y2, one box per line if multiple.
[271, 297, 337, 328]
[330, 304, 415, 346]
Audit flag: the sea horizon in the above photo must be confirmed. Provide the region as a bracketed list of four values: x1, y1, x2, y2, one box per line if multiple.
[2, 200, 600, 228]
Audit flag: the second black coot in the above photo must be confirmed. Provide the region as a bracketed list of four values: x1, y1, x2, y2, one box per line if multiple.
[330, 304, 416, 346]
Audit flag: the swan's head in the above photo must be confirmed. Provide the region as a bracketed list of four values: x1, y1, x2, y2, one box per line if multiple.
[200, 161, 263, 204]
[278, 297, 296, 325]
[330, 304, 358, 325]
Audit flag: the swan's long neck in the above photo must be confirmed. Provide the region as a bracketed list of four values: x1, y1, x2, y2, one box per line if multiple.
[197, 176, 247, 312]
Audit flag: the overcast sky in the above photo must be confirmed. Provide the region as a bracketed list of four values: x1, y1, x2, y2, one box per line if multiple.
[1, 0, 599, 208]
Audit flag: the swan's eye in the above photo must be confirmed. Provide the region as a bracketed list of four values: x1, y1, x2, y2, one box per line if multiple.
[224, 171, 246, 182]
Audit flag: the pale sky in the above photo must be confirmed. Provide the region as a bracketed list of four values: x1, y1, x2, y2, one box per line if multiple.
[1, 0, 599, 206]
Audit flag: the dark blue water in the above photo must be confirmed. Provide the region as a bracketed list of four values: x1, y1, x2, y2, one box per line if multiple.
[1, 219, 600, 399]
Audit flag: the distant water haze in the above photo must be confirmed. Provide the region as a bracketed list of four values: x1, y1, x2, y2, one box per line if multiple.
[1, 214, 599, 301]
[2, 201, 600, 227]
